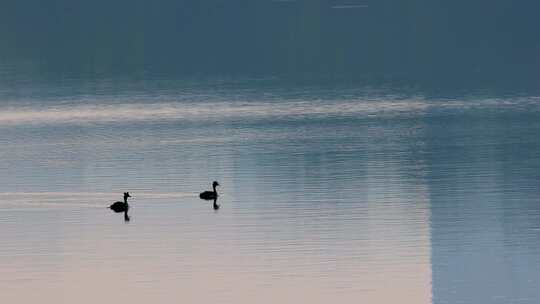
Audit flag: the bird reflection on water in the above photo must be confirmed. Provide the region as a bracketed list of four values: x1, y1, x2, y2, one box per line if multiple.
[213, 197, 220, 211]
[123, 210, 130, 222]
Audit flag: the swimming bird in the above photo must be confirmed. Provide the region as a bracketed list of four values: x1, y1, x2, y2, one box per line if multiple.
[110, 192, 131, 213]
[200, 181, 219, 200]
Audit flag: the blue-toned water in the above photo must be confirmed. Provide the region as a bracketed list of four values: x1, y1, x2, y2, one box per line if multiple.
[1, 79, 539, 303]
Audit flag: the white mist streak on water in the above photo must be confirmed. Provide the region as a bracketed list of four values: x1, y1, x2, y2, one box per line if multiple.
[0, 100, 429, 125]
[0, 97, 537, 126]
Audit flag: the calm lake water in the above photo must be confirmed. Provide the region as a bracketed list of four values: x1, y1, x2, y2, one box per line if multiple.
[1, 78, 539, 303]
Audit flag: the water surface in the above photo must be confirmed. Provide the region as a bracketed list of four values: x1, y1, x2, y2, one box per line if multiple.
[1, 79, 539, 303]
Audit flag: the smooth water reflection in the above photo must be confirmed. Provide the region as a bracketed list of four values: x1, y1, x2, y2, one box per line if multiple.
[0, 81, 539, 303]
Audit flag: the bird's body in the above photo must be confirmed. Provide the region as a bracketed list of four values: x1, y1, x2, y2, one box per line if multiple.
[110, 201, 128, 212]
[199, 191, 217, 200]
[200, 181, 219, 200]
[110, 192, 131, 213]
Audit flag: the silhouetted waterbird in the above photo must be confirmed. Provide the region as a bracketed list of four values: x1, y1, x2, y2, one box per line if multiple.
[200, 181, 219, 200]
[110, 192, 131, 213]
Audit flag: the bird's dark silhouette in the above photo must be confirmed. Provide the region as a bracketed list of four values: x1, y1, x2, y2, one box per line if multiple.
[110, 192, 131, 213]
[213, 197, 220, 210]
[200, 181, 219, 200]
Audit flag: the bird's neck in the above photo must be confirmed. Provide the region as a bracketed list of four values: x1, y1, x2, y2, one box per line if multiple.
[213, 186, 217, 194]
[124, 197, 128, 204]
